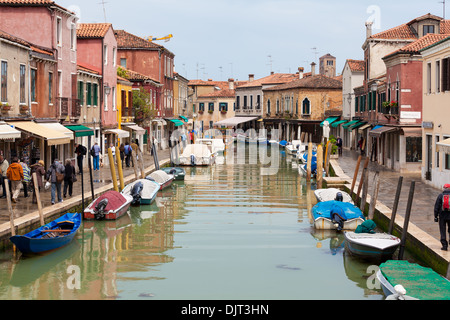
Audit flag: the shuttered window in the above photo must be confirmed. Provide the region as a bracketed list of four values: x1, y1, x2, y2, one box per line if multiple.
[442, 58, 450, 92]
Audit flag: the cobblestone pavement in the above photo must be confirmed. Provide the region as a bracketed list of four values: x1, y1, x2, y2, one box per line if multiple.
[335, 148, 442, 241]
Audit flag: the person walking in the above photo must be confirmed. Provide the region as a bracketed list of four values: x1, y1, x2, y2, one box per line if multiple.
[19, 158, 31, 198]
[63, 159, 75, 198]
[75, 143, 86, 175]
[131, 139, 138, 166]
[0, 153, 9, 198]
[6, 157, 23, 203]
[91, 142, 101, 171]
[46, 159, 65, 205]
[30, 160, 45, 204]
[434, 184, 450, 251]
[336, 136, 343, 156]
[124, 142, 132, 168]
[119, 143, 125, 167]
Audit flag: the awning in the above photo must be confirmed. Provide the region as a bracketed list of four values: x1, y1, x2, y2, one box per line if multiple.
[167, 119, 184, 127]
[65, 125, 94, 137]
[122, 124, 146, 134]
[104, 129, 130, 138]
[437, 138, 450, 153]
[40, 122, 74, 140]
[179, 115, 189, 122]
[320, 117, 339, 127]
[0, 123, 22, 140]
[9, 121, 71, 146]
[331, 120, 348, 128]
[358, 123, 372, 132]
[371, 125, 383, 131]
[369, 126, 399, 138]
[351, 122, 367, 130]
[214, 116, 258, 127]
[401, 127, 422, 137]
[342, 120, 359, 128]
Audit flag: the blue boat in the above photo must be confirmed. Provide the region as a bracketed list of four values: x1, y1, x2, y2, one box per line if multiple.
[312, 200, 365, 231]
[10, 213, 81, 254]
[279, 140, 288, 147]
[299, 151, 317, 164]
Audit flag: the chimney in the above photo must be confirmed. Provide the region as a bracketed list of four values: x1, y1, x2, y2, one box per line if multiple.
[228, 78, 235, 90]
[298, 67, 304, 79]
[208, 78, 213, 81]
[365, 21, 373, 39]
[248, 74, 254, 82]
[311, 62, 316, 76]
[270, 71, 274, 75]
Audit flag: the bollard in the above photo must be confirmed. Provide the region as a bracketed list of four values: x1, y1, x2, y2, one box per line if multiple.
[356, 158, 369, 202]
[398, 181, 415, 260]
[388, 176, 403, 235]
[32, 172, 45, 226]
[108, 148, 119, 192]
[115, 146, 125, 191]
[316, 144, 324, 189]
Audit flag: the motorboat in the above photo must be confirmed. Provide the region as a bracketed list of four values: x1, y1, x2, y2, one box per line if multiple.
[161, 167, 186, 181]
[84, 190, 133, 220]
[311, 200, 365, 230]
[344, 231, 400, 261]
[286, 140, 305, 155]
[178, 144, 215, 166]
[121, 179, 160, 205]
[298, 163, 323, 178]
[314, 188, 354, 204]
[146, 170, 175, 190]
[298, 151, 317, 164]
[196, 138, 225, 155]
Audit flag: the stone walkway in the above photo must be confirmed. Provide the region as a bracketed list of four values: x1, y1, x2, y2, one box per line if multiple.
[335, 148, 442, 241]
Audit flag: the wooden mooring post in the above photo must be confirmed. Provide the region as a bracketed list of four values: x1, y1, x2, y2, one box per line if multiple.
[116, 146, 125, 191]
[368, 172, 380, 220]
[306, 142, 312, 182]
[32, 172, 45, 226]
[5, 179, 15, 237]
[359, 168, 369, 212]
[398, 181, 415, 260]
[350, 155, 362, 198]
[388, 176, 403, 235]
[316, 144, 324, 189]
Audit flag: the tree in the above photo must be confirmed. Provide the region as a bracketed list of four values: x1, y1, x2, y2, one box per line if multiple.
[133, 86, 157, 128]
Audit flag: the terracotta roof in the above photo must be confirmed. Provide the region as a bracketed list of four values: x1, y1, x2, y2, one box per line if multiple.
[77, 61, 101, 74]
[0, 29, 30, 47]
[114, 29, 162, 50]
[346, 59, 365, 72]
[198, 89, 235, 98]
[188, 79, 248, 90]
[121, 68, 160, 84]
[441, 20, 450, 33]
[0, 0, 54, 5]
[263, 74, 342, 91]
[384, 33, 450, 58]
[77, 23, 112, 39]
[236, 73, 298, 89]
[77, 64, 101, 76]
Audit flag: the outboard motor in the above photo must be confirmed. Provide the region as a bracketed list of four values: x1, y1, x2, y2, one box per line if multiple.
[169, 168, 177, 175]
[335, 192, 344, 202]
[190, 154, 196, 166]
[331, 205, 347, 231]
[131, 181, 144, 205]
[94, 198, 109, 220]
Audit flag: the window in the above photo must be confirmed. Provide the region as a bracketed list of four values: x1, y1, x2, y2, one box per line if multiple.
[208, 102, 214, 112]
[93, 83, 98, 106]
[104, 45, 108, 65]
[423, 25, 435, 36]
[219, 102, 228, 112]
[20, 64, 26, 104]
[120, 58, 127, 68]
[436, 135, 440, 169]
[86, 83, 92, 106]
[31, 69, 37, 102]
[327, 60, 333, 66]
[236, 96, 240, 109]
[267, 99, 271, 114]
[256, 95, 261, 109]
[71, 23, 76, 50]
[436, 60, 441, 93]
[355, 96, 359, 113]
[48, 72, 53, 104]
[444, 136, 450, 170]
[442, 58, 450, 91]
[112, 87, 116, 111]
[78, 81, 84, 106]
[276, 99, 280, 113]
[427, 63, 432, 94]
[302, 98, 310, 115]
[1, 61, 7, 102]
[112, 47, 117, 67]
[56, 17, 62, 46]
[250, 95, 253, 109]
[199, 102, 204, 112]
[243, 96, 248, 108]
[406, 137, 422, 163]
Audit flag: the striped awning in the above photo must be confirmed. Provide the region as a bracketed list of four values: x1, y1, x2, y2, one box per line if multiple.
[39, 122, 74, 140]
[0, 123, 21, 140]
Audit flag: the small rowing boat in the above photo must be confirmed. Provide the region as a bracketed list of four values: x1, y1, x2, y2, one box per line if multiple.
[314, 188, 354, 204]
[121, 179, 160, 205]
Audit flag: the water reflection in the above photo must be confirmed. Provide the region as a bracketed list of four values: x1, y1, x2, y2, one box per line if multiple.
[0, 145, 385, 300]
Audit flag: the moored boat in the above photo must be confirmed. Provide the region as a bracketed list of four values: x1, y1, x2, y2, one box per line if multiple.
[161, 167, 186, 180]
[121, 179, 160, 205]
[314, 188, 354, 204]
[84, 190, 133, 220]
[344, 231, 400, 261]
[377, 260, 450, 300]
[10, 213, 81, 254]
[178, 144, 215, 166]
[286, 140, 305, 155]
[311, 200, 365, 230]
[146, 170, 174, 189]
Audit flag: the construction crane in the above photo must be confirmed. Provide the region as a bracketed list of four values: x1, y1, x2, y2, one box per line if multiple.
[147, 34, 173, 42]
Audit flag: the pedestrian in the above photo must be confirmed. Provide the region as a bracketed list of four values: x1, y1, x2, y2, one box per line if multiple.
[6, 157, 23, 203]
[91, 142, 101, 171]
[434, 184, 450, 251]
[131, 139, 138, 166]
[336, 136, 343, 156]
[357, 137, 365, 156]
[119, 143, 125, 167]
[63, 159, 75, 198]
[75, 143, 86, 175]
[110, 143, 116, 162]
[0, 153, 9, 198]
[124, 142, 132, 167]
[19, 158, 31, 198]
[30, 160, 45, 204]
[46, 159, 65, 205]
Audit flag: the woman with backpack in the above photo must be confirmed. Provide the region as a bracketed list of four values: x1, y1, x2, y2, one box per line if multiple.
[19, 158, 31, 198]
[63, 159, 75, 198]
[46, 159, 65, 205]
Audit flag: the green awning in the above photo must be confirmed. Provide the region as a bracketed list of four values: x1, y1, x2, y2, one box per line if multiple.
[331, 120, 348, 128]
[168, 119, 184, 127]
[351, 122, 367, 130]
[320, 117, 339, 127]
[342, 120, 359, 128]
[65, 125, 94, 137]
[179, 115, 188, 122]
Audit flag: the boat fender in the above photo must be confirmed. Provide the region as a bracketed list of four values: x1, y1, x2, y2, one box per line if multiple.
[94, 198, 109, 220]
[385, 285, 408, 300]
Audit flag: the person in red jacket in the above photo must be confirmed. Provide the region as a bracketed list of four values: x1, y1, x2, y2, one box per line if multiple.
[6, 157, 23, 203]
[434, 184, 450, 251]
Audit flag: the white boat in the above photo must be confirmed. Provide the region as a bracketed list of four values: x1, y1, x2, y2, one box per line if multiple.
[312, 200, 365, 231]
[344, 231, 400, 260]
[146, 170, 174, 190]
[121, 179, 160, 205]
[236, 133, 246, 143]
[196, 139, 225, 155]
[179, 144, 215, 166]
[286, 140, 304, 155]
[314, 188, 354, 204]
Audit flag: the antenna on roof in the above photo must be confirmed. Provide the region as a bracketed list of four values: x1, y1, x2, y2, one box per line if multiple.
[439, 0, 446, 19]
[267, 55, 273, 74]
[311, 47, 319, 63]
[99, 0, 107, 22]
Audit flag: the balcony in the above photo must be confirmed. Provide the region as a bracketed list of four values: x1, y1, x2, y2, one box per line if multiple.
[57, 97, 81, 119]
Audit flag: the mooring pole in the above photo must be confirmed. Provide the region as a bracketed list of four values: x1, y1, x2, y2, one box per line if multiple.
[388, 176, 403, 235]
[316, 144, 324, 189]
[368, 172, 380, 220]
[306, 142, 312, 182]
[351, 155, 362, 199]
[398, 181, 415, 260]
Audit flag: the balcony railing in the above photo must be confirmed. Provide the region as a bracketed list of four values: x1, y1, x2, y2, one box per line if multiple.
[57, 97, 81, 119]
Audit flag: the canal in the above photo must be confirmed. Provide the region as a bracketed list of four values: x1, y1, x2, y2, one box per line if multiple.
[0, 145, 386, 300]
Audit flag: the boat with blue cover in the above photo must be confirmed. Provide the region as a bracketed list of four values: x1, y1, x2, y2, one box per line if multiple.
[161, 167, 185, 180]
[311, 200, 365, 230]
[10, 213, 81, 254]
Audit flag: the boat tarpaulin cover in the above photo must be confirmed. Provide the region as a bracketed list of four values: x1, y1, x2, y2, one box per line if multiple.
[92, 191, 128, 212]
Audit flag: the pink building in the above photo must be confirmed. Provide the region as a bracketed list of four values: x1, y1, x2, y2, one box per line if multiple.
[77, 23, 118, 153]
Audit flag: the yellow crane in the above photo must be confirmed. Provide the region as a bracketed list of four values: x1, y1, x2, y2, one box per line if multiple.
[147, 34, 173, 42]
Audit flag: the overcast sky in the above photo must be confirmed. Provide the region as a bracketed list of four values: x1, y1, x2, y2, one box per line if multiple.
[58, 0, 448, 81]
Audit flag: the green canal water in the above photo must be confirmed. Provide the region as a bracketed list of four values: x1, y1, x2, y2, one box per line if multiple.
[0, 145, 385, 300]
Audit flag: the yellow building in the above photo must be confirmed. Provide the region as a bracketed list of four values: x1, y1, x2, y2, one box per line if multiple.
[117, 76, 134, 128]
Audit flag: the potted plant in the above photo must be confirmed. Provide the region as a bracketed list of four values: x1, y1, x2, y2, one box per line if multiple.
[1, 103, 11, 111]
[19, 105, 29, 113]
[208, 110, 214, 114]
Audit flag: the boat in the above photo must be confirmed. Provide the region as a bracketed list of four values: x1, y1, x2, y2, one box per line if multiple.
[196, 139, 225, 155]
[311, 200, 365, 230]
[178, 144, 215, 166]
[298, 163, 323, 177]
[10, 212, 81, 254]
[161, 167, 186, 180]
[279, 140, 288, 148]
[146, 170, 175, 190]
[377, 260, 450, 300]
[121, 179, 160, 205]
[84, 190, 133, 220]
[286, 140, 305, 155]
[236, 133, 247, 143]
[344, 231, 400, 261]
[298, 151, 317, 164]
[314, 188, 354, 204]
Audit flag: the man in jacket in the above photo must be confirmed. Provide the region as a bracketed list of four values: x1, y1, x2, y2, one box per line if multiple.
[91, 142, 101, 171]
[434, 184, 450, 251]
[74, 143, 86, 175]
[6, 157, 23, 203]
[46, 159, 65, 205]
[0, 154, 8, 198]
